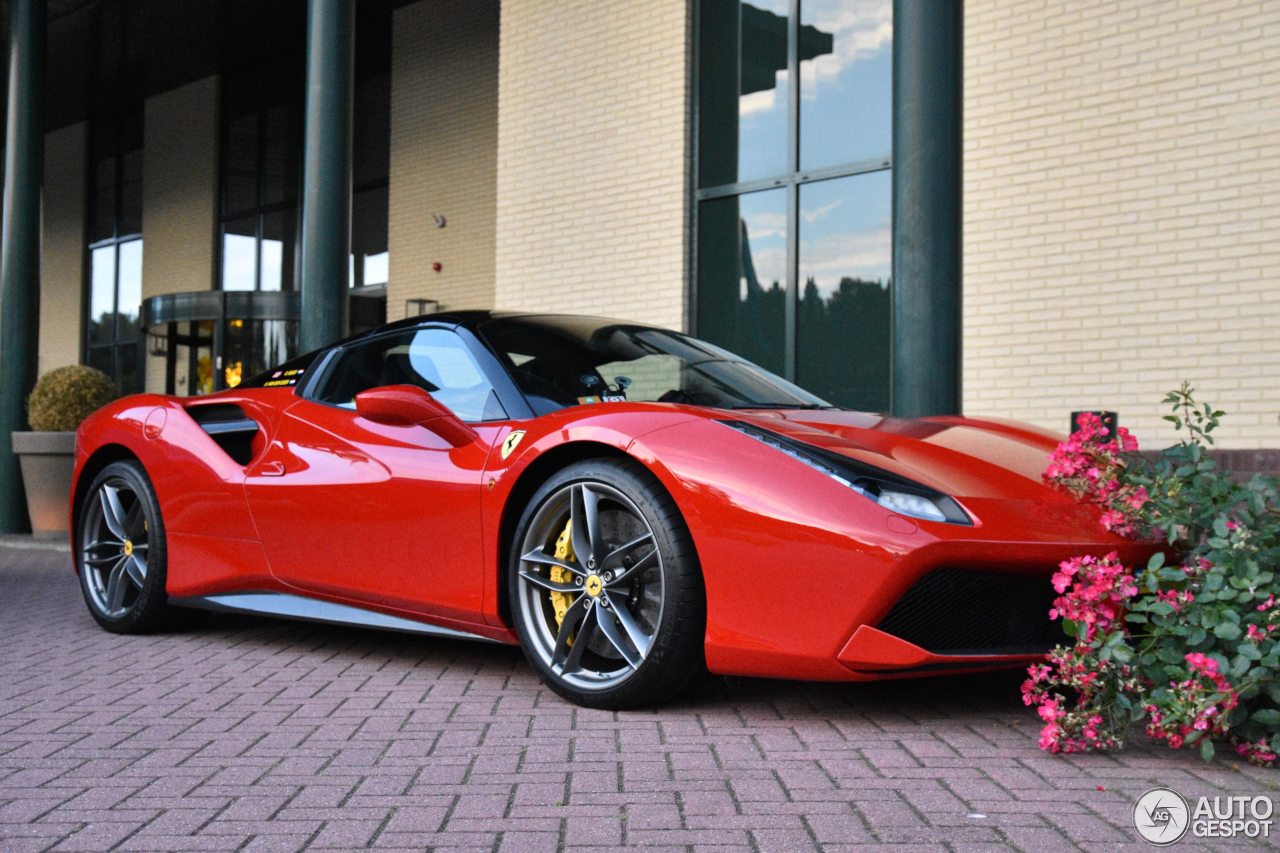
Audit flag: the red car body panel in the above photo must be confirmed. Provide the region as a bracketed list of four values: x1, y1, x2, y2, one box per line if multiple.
[72, 378, 1151, 682]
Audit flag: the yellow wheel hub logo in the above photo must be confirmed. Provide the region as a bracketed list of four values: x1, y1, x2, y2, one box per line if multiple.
[584, 574, 603, 597]
[122, 540, 134, 557]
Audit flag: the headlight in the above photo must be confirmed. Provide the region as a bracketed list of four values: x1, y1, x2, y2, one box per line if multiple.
[718, 420, 972, 525]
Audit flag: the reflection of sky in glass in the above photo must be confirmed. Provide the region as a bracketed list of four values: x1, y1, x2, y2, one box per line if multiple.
[737, 0, 791, 183]
[799, 170, 891, 294]
[90, 246, 116, 320]
[261, 238, 283, 291]
[349, 251, 390, 287]
[117, 240, 143, 322]
[740, 189, 787, 298]
[364, 252, 389, 285]
[801, 0, 892, 169]
[223, 233, 256, 290]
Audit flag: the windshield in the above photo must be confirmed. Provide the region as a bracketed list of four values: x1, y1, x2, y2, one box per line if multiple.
[477, 315, 832, 415]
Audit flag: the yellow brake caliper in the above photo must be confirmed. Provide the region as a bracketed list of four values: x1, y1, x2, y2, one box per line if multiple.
[549, 518, 576, 630]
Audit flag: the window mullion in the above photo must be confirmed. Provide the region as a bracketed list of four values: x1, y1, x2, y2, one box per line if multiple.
[784, 0, 801, 381]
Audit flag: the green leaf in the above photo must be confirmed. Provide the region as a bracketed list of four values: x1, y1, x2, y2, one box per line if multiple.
[1188, 627, 1207, 645]
[1215, 623, 1242, 641]
[1237, 643, 1262, 661]
[1265, 682, 1280, 705]
[1251, 709, 1280, 726]
[1214, 517, 1229, 538]
[1200, 739, 1215, 761]
[1147, 551, 1166, 571]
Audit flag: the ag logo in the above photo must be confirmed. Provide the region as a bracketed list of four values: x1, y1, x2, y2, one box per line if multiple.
[1134, 787, 1190, 845]
[501, 430, 526, 460]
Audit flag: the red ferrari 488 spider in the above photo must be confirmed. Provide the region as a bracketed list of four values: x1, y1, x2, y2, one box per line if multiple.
[70, 312, 1148, 708]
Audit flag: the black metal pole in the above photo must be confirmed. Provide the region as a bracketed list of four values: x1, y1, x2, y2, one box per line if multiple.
[891, 0, 962, 417]
[0, 0, 46, 533]
[298, 0, 353, 352]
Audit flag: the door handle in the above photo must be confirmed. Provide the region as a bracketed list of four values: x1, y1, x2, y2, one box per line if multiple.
[257, 460, 287, 477]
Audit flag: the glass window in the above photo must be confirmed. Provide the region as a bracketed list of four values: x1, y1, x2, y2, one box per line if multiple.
[219, 66, 303, 294]
[221, 218, 258, 291]
[314, 329, 501, 423]
[696, 189, 788, 377]
[800, 0, 892, 170]
[696, 0, 893, 411]
[222, 319, 299, 390]
[698, 0, 792, 188]
[796, 171, 891, 410]
[85, 106, 144, 393]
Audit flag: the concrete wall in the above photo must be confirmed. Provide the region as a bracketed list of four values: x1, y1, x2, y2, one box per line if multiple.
[388, 0, 499, 320]
[39, 123, 86, 377]
[494, 0, 690, 330]
[141, 75, 220, 392]
[964, 0, 1280, 448]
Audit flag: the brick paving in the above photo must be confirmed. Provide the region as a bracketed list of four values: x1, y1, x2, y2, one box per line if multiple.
[1, 541, 1276, 852]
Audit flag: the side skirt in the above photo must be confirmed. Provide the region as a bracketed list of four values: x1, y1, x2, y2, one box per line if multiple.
[170, 591, 500, 643]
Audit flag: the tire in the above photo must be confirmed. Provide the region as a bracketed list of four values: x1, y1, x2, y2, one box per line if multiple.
[508, 458, 706, 709]
[77, 460, 179, 634]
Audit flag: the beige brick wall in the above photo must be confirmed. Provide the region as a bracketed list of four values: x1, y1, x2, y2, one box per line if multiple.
[388, 0, 499, 320]
[142, 75, 220, 392]
[39, 123, 86, 376]
[494, 0, 690, 330]
[965, 0, 1280, 448]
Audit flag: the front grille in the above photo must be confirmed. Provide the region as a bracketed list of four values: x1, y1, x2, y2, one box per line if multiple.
[875, 568, 1062, 655]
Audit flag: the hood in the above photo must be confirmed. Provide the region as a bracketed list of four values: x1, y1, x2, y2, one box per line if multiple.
[734, 409, 1068, 501]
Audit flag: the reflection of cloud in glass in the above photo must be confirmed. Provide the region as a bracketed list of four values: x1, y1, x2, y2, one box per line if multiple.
[801, 0, 892, 98]
[800, 171, 892, 294]
[802, 200, 841, 224]
[745, 210, 787, 239]
[801, 227, 890, 293]
[739, 84, 778, 116]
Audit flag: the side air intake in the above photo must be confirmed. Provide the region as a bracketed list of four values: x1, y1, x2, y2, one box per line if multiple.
[186, 403, 259, 465]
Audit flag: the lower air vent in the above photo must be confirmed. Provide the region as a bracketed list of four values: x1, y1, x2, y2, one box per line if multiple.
[875, 568, 1061, 655]
[186, 403, 259, 465]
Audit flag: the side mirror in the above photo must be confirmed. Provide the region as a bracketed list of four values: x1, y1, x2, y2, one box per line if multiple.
[354, 385, 480, 447]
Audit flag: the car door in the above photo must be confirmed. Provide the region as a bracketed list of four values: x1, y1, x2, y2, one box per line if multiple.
[243, 326, 506, 623]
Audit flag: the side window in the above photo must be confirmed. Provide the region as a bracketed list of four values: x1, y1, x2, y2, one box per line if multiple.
[313, 328, 503, 422]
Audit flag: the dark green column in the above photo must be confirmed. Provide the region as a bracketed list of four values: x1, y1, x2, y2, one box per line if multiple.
[891, 0, 962, 417]
[298, 0, 353, 352]
[0, 0, 46, 533]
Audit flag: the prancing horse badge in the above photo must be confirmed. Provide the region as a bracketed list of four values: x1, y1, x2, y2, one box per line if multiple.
[501, 430, 526, 460]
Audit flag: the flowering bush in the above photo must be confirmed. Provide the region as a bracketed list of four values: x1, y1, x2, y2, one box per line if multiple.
[1024, 384, 1280, 764]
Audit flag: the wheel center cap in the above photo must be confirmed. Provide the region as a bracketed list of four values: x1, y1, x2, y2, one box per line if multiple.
[122, 540, 134, 557]
[584, 574, 603, 597]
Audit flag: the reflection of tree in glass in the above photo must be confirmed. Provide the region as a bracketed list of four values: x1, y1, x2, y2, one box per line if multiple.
[798, 275, 890, 412]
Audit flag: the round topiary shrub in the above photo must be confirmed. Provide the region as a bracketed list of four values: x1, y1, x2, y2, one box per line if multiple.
[25, 365, 119, 431]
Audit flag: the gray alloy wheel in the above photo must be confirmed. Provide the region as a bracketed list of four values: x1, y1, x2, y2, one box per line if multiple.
[510, 458, 705, 709]
[78, 460, 176, 633]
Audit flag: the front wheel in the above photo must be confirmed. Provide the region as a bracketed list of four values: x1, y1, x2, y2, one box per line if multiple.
[509, 459, 705, 709]
[77, 460, 179, 633]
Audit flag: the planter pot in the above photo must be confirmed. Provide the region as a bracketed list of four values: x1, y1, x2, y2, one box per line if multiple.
[11, 431, 75, 538]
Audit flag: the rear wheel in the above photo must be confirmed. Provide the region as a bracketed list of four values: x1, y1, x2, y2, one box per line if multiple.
[509, 458, 705, 709]
[78, 460, 178, 633]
